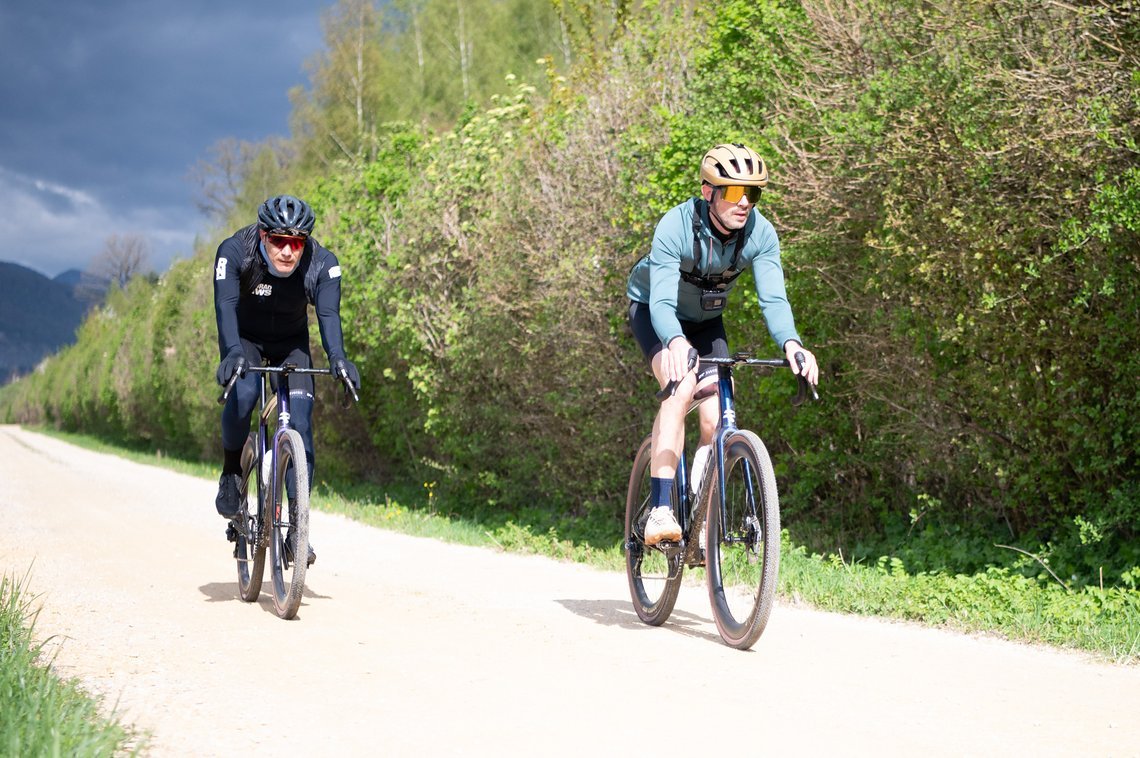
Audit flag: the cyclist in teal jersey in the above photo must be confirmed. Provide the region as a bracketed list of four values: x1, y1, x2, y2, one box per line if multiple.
[626, 143, 819, 545]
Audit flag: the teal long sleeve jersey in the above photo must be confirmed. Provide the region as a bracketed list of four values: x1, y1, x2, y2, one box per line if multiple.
[626, 198, 801, 349]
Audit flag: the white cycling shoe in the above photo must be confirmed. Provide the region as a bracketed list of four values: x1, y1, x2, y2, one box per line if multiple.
[644, 506, 682, 545]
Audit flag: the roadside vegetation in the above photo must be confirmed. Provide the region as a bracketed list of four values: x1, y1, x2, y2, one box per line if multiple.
[3, 0, 1137, 666]
[0, 572, 141, 756]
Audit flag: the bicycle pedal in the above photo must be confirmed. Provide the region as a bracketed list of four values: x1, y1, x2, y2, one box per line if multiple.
[225, 522, 238, 543]
[655, 541, 684, 563]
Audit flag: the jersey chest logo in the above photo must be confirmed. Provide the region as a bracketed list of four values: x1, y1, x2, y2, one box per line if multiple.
[254, 283, 273, 297]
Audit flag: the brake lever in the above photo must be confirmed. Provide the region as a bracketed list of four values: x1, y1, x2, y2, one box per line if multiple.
[791, 351, 820, 406]
[655, 348, 700, 401]
[338, 367, 360, 406]
[217, 367, 242, 405]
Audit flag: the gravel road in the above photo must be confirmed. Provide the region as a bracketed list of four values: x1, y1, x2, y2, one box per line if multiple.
[1, 425, 1137, 757]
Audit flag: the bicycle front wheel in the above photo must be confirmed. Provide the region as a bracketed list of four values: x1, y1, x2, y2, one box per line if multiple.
[235, 438, 265, 602]
[706, 430, 780, 649]
[624, 435, 683, 626]
[268, 429, 309, 619]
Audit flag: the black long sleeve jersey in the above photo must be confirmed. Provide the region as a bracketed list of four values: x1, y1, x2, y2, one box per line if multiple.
[212, 224, 346, 362]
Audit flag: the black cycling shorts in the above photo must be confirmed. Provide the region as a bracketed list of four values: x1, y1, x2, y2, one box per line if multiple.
[628, 300, 729, 383]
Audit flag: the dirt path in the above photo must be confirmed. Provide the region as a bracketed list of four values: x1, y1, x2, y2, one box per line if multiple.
[0, 425, 1137, 757]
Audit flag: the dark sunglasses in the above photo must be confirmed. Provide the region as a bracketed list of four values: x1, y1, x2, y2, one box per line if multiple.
[719, 185, 763, 204]
[267, 233, 307, 250]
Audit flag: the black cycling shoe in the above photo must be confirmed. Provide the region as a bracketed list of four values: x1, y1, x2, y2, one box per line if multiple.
[284, 530, 316, 567]
[215, 473, 242, 519]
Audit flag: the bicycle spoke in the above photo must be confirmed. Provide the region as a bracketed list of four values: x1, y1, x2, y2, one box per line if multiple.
[707, 430, 780, 649]
[268, 429, 309, 619]
[234, 453, 265, 602]
[625, 436, 682, 625]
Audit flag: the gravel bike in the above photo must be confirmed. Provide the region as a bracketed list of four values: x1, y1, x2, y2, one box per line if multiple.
[219, 363, 357, 619]
[624, 350, 818, 649]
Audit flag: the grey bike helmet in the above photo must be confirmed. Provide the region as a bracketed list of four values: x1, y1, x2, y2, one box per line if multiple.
[257, 195, 316, 235]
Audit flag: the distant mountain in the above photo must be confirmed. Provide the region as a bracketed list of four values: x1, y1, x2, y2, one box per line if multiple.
[53, 266, 108, 306]
[0, 261, 88, 383]
[53, 268, 85, 293]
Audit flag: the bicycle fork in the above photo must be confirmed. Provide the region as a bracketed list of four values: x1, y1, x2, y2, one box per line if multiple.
[709, 365, 762, 555]
[270, 382, 293, 531]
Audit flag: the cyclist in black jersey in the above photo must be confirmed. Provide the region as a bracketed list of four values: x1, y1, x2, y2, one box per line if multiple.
[212, 194, 359, 567]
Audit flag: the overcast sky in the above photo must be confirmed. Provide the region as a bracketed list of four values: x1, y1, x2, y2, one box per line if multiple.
[0, 0, 334, 278]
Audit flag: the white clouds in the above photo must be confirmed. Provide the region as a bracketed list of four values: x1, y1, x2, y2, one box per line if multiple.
[29, 175, 99, 210]
[1, 165, 195, 277]
[0, 2, 329, 279]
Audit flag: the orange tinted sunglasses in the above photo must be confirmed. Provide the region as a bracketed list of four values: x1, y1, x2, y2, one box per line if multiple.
[720, 185, 762, 204]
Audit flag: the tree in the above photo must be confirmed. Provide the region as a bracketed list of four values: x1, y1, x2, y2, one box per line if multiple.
[78, 234, 152, 304]
[292, 0, 386, 171]
[188, 136, 295, 228]
[290, 0, 573, 171]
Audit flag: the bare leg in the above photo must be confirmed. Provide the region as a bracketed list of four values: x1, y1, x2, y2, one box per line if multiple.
[648, 350, 698, 479]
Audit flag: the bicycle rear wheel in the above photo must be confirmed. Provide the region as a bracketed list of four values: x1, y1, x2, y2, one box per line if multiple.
[706, 429, 780, 649]
[235, 439, 265, 602]
[268, 429, 309, 619]
[624, 435, 683, 626]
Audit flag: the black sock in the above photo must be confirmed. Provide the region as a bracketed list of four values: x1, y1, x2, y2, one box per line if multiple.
[222, 447, 243, 476]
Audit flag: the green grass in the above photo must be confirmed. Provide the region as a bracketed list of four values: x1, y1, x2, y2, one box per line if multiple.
[28, 427, 1140, 664]
[0, 572, 143, 756]
[312, 483, 629, 572]
[779, 539, 1140, 664]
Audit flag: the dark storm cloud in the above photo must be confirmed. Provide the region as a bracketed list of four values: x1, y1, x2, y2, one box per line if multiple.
[0, 0, 330, 277]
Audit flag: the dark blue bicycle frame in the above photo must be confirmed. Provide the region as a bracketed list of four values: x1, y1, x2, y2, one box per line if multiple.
[675, 359, 768, 555]
[711, 363, 740, 523]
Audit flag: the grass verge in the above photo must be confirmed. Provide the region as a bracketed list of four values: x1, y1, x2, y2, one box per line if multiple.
[779, 539, 1140, 664]
[28, 427, 1140, 664]
[0, 571, 143, 756]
